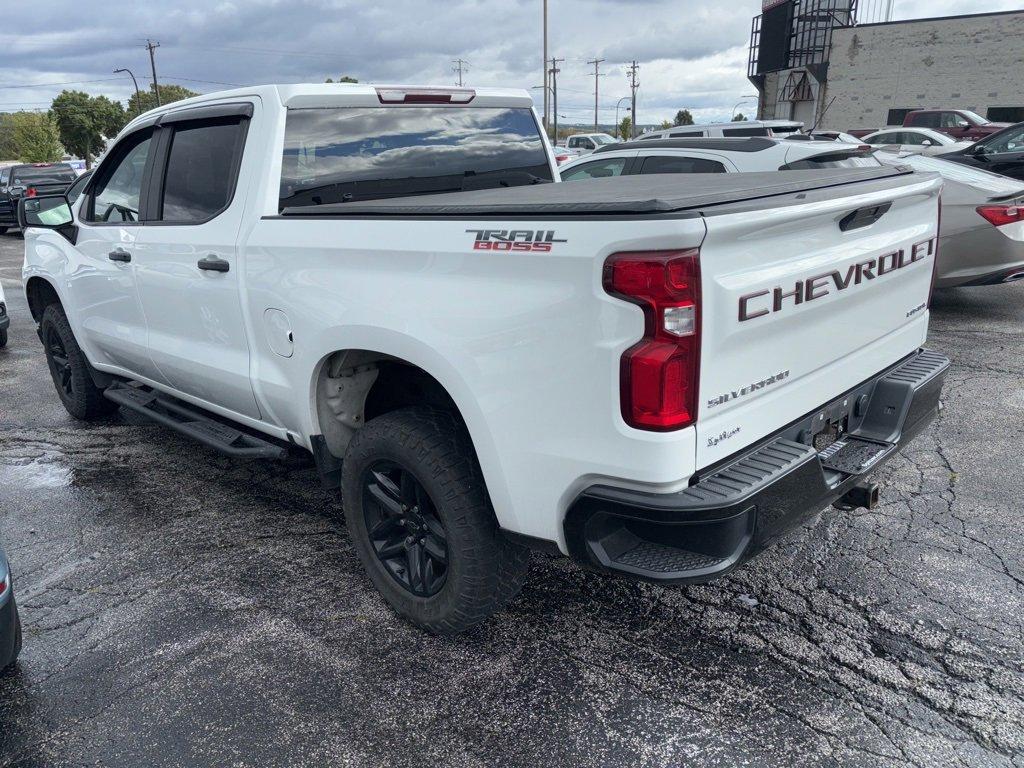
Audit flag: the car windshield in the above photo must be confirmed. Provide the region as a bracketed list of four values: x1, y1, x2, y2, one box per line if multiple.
[279, 106, 553, 210]
[960, 111, 989, 125]
[12, 164, 77, 185]
[592, 134, 617, 145]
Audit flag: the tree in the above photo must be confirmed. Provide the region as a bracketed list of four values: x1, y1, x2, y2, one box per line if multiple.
[673, 109, 694, 126]
[126, 84, 199, 117]
[618, 116, 631, 140]
[0, 114, 17, 159]
[732, 113, 748, 122]
[659, 119, 672, 129]
[325, 76, 358, 83]
[50, 91, 125, 168]
[10, 112, 62, 162]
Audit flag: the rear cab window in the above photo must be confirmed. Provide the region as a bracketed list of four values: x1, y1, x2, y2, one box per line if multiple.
[279, 106, 552, 211]
[12, 164, 77, 185]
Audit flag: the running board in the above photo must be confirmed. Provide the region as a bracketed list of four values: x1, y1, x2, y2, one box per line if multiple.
[104, 385, 288, 460]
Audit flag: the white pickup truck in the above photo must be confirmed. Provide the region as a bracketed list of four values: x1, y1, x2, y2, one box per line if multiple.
[19, 84, 949, 634]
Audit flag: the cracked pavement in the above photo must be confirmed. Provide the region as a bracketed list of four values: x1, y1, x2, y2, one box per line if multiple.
[0, 233, 1022, 767]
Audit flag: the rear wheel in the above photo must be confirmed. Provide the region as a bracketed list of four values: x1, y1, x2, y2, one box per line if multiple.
[40, 304, 115, 420]
[0, 328, 7, 349]
[1, 604, 20, 675]
[342, 407, 530, 634]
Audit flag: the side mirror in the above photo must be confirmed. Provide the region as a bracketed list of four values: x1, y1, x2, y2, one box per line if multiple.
[18, 195, 78, 243]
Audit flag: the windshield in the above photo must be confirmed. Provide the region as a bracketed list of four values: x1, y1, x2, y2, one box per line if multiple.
[592, 134, 617, 145]
[12, 164, 77, 185]
[960, 110, 990, 125]
[280, 106, 552, 210]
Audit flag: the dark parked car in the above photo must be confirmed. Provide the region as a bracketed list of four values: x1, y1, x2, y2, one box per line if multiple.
[944, 122, 1024, 182]
[0, 162, 78, 234]
[0, 545, 21, 674]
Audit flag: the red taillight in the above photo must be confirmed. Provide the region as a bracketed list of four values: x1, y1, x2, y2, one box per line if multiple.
[976, 204, 1022, 227]
[375, 87, 475, 104]
[604, 249, 701, 431]
[25, 187, 37, 198]
[555, 154, 571, 165]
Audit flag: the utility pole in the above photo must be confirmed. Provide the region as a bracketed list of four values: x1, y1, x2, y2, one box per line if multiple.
[627, 60, 640, 138]
[146, 39, 161, 107]
[542, 0, 549, 133]
[586, 58, 605, 132]
[549, 57, 563, 142]
[452, 58, 469, 87]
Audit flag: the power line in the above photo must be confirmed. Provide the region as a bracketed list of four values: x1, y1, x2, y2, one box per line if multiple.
[585, 58, 605, 132]
[452, 58, 469, 87]
[0, 76, 126, 91]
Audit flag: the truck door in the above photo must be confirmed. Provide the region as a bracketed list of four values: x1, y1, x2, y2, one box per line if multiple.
[133, 101, 261, 420]
[68, 126, 169, 383]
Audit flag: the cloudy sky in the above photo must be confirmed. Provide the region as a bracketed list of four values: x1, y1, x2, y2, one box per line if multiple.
[0, 0, 1019, 126]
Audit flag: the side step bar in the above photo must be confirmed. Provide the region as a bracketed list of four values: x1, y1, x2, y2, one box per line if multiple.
[104, 384, 288, 460]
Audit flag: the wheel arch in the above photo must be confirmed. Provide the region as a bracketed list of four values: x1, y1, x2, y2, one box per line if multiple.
[307, 331, 515, 530]
[25, 275, 63, 323]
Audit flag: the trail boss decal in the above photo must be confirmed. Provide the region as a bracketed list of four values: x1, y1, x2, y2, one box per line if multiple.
[467, 229, 566, 252]
[738, 237, 937, 322]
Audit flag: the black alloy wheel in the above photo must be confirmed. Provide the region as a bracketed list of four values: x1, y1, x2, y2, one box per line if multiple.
[45, 325, 74, 399]
[362, 461, 449, 597]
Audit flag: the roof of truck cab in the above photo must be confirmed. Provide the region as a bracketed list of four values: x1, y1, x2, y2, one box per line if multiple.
[280, 166, 920, 218]
[122, 83, 535, 133]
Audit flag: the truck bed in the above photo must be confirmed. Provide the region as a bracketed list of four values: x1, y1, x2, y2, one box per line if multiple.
[280, 166, 916, 217]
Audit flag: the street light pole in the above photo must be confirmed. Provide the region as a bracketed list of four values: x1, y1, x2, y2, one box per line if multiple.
[114, 68, 142, 115]
[615, 96, 631, 138]
[733, 94, 758, 120]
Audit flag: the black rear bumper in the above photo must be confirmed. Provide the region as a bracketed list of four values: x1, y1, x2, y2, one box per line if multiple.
[564, 349, 950, 584]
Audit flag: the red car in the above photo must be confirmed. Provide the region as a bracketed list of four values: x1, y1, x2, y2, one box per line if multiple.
[850, 110, 1010, 141]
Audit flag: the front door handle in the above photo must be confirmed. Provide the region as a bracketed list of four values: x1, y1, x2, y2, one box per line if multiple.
[108, 248, 131, 263]
[197, 255, 230, 273]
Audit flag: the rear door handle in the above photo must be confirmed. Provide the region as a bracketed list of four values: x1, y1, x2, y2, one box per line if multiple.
[197, 255, 230, 273]
[108, 248, 131, 263]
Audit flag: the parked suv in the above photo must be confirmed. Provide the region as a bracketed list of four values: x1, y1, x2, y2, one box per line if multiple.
[21, 84, 947, 633]
[0, 163, 77, 234]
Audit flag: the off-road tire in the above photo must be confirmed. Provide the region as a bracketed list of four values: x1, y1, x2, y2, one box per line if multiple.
[1, 603, 21, 676]
[342, 407, 530, 634]
[40, 304, 115, 420]
[0, 328, 7, 348]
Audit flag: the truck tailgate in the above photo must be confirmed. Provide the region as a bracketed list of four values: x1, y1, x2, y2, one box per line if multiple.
[695, 173, 942, 469]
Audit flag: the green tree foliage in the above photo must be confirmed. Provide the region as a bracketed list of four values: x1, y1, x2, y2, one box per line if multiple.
[618, 116, 632, 140]
[0, 114, 17, 159]
[126, 84, 200, 117]
[732, 113, 748, 122]
[659, 119, 672, 129]
[10, 112, 63, 162]
[673, 109, 694, 126]
[325, 76, 358, 83]
[50, 91, 125, 168]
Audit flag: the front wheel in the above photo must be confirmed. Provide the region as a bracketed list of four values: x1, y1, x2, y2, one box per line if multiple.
[0, 328, 7, 349]
[39, 304, 115, 420]
[342, 407, 530, 634]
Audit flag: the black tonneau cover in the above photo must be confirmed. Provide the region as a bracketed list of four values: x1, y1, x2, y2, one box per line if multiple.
[281, 167, 915, 218]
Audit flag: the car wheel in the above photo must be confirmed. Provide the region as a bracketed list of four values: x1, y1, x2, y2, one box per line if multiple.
[0, 328, 7, 349]
[0, 227, 7, 236]
[342, 407, 530, 634]
[39, 304, 116, 420]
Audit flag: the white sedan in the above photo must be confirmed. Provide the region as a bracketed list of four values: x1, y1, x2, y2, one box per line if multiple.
[862, 127, 974, 156]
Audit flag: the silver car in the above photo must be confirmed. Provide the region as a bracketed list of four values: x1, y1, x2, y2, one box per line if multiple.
[1, 545, 21, 674]
[863, 127, 974, 157]
[878, 152, 1024, 287]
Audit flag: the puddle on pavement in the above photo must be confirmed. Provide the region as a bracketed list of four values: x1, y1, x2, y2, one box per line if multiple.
[0, 453, 73, 489]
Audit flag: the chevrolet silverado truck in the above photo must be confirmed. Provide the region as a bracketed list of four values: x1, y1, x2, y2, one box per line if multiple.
[19, 84, 949, 634]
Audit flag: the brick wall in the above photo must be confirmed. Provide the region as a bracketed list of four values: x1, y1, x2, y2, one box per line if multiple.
[823, 11, 1024, 131]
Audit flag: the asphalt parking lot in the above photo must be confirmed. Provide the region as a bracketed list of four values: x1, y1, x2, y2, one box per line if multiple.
[0, 231, 1022, 768]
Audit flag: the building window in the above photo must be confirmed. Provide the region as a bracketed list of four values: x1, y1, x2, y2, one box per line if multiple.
[987, 107, 1024, 124]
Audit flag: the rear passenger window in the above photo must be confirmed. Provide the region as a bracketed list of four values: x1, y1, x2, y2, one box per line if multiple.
[159, 119, 247, 222]
[723, 127, 770, 137]
[639, 156, 727, 174]
[669, 130, 703, 137]
[560, 158, 628, 181]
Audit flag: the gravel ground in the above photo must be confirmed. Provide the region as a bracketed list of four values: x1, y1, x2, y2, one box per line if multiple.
[0, 231, 1022, 768]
